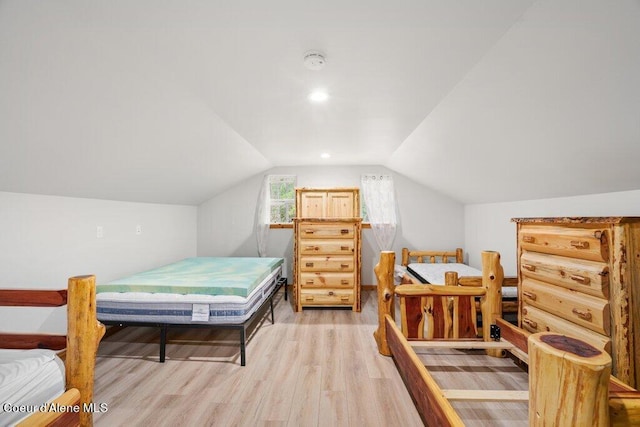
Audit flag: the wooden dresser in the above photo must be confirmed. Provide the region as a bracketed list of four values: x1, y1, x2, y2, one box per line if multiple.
[512, 217, 640, 388]
[293, 188, 362, 312]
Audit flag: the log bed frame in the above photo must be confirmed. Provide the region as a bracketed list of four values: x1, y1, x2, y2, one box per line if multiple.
[0, 275, 105, 427]
[374, 250, 640, 426]
[400, 247, 518, 323]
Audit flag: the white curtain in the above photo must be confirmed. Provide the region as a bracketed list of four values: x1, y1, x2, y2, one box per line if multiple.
[361, 174, 397, 251]
[255, 175, 270, 257]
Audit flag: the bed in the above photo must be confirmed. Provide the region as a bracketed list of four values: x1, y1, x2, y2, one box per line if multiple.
[399, 248, 518, 325]
[96, 257, 285, 366]
[0, 275, 105, 426]
[374, 251, 640, 426]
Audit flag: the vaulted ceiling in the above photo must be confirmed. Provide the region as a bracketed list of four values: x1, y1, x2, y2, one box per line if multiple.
[1, 1, 639, 205]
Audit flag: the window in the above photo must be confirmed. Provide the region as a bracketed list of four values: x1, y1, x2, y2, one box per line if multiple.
[361, 174, 397, 249]
[268, 175, 296, 224]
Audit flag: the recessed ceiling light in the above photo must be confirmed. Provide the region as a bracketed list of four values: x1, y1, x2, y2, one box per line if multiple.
[320, 153, 330, 159]
[309, 90, 329, 102]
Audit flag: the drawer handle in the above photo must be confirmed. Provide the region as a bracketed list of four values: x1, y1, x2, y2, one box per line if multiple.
[340, 264, 349, 268]
[305, 262, 314, 267]
[305, 296, 314, 301]
[305, 280, 315, 285]
[570, 274, 590, 285]
[328, 291, 334, 296]
[340, 246, 350, 251]
[340, 229, 349, 234]
[523, 235, 535, 243]
[522, 263, 536, 272]
[570, 240, 590, 249]
[523, 291, 537, 301]
[522, 318, 538, 329]
[572, 308, 592, 321]
[305, 246, 319, 251]
[304, 230, 315, 234]
[340, 296, 350, 301]
[341, 279, 349, 285]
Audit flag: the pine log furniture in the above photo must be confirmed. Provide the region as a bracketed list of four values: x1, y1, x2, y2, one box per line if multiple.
[513, 217, 640, 389]
[95, 257, 285, 366]
[0, 275, 105, 426]
[293, 187, 362, 311]
[399, 247, 519, 326]
[374, 250, 640, 426]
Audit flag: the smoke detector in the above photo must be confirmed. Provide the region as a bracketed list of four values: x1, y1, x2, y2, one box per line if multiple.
[304, 50, 326, 71]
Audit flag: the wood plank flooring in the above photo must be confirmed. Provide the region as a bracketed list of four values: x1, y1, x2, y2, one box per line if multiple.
[93, 290, 424, 426]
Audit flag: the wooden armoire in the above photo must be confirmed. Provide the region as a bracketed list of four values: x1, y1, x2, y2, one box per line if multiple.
[293, 188, 362, 312]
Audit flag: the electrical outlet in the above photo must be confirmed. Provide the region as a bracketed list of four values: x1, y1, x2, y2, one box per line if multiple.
[96, 226, 104, 238]
[136, 225, 142, 235]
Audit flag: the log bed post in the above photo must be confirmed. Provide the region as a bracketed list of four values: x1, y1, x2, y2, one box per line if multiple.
[529, 332, 611, 426]
[401, 248, 409, 268]
[480, 251, 504, 357]
[455, 247, 463, 263]
[66, 275, 106, 427]
[374, 251, 395, 356]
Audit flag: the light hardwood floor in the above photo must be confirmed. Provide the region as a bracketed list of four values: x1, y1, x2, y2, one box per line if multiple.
[93, 290, 424, 426]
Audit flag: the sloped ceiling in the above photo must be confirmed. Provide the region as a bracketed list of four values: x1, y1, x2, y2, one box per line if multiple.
[390, 0, 640, 203]
[1, 0, 638, 205]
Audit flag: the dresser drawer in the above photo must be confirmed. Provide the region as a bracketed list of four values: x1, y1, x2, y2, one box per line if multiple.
[298, 223, 355, 239]
[521, 278, 610, 335]
[520, 252, 609, 299]
[519, 224, 609, 262]
[300, 256, 354, 272]
[300, 288, 354, 305]
[299, 272, 354, 288]
[521, 304, 611, 353]
[299, 239, 355, 255]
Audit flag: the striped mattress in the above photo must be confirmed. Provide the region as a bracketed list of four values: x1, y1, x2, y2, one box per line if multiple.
[96, 257, 284, 325]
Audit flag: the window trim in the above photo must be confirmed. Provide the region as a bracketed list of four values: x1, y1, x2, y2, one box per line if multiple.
[270, 223, 371, 229]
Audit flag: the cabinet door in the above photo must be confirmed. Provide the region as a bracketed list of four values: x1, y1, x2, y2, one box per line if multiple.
[326, 191, 355, 217]
[299, 192, 326, 218]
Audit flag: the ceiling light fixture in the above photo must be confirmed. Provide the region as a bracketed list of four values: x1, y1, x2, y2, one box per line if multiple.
[303, 50, 327, 71]
[320, 153, 331, 159]
[309, 90, 329, 102]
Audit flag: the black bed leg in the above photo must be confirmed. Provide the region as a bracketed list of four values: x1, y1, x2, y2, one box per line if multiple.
[270, 297, 275, 324]
[160, 324, 168, 363]
[240, 327, 246, 366]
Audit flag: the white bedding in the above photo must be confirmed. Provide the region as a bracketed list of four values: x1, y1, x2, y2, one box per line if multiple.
[0, 349, 65, 425]
[404, 263, 518, 299]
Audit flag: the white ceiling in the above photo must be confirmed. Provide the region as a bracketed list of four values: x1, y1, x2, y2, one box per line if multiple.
[1, 0, 639, 205]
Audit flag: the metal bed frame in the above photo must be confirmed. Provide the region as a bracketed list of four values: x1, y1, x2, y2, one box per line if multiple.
[102, 276, 286, 366]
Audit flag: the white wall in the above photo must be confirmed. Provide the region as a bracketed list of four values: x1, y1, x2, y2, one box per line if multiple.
[197, 165, 465, 284]
[0, 192, 197, 333]
[464, 189, 640, 275]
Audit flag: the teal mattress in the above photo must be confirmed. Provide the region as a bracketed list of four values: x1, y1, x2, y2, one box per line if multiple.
[97, 257, 284, 298]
